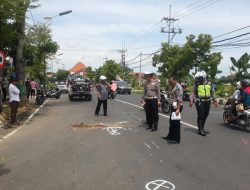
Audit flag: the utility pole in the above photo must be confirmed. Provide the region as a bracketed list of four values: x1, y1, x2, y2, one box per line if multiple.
[103, 54, 108, 62]
[139, 52, 142, 87]
[117, 43, 127, 80]
[161, 5, 182, 45]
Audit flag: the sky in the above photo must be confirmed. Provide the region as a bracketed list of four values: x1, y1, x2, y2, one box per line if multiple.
[28, 0, 250, 76]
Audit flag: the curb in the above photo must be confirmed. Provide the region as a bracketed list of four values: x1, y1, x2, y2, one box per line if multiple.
[0, 100, 49, 143]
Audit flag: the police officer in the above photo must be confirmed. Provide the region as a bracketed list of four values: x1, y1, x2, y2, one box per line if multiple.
[189, 70, 218, 136]
[144, 72, 161, 131]
[141, 72, 150, 125]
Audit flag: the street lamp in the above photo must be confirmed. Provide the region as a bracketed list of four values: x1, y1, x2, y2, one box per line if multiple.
[43, 10, 72, 88]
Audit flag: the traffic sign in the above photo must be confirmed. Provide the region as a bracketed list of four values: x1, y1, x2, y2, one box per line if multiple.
[0, 50, 6, 69]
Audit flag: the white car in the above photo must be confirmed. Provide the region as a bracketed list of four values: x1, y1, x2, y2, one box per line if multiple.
[56, 81, 68, 93]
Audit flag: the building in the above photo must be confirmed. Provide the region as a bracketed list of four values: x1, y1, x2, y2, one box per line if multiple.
[69, 62, 87, 77]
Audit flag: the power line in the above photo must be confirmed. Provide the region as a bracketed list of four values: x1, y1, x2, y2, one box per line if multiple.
[212, 32, 250, 44]
[126, 50, 160, 65]
[213, 25, 250, 39]
[178, 0, 223, 19]
[173, 0, 206, 18]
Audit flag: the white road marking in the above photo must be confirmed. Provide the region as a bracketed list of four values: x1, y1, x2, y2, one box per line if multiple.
[144, 142, 151, 150]
[0, 100, 49, 142]
[104, 127, 124, 136]
[145, 179, 175, 190]
[118, 121, 130, 124]
[151, 141, 160, 149]
[115, 99, 198, 129]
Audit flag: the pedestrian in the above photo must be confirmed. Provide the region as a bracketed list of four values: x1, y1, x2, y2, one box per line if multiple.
[1, 75, 8, 101]
[165, 75, 183, 143]
[189, 70, 218, 136]
[30, 79, 38, 99]
[95, 75, 109, 116]
[8, 74, 20, 126]
[25, 78, 31, 100]
[144, 72, 160, 131]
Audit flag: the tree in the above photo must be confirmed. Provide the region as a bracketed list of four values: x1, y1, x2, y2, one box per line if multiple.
[230, 53, 250, 81]
[56, 69, 69, 81]
[85, 66, 96, 80]
[154, 34, 222, 81]
[98, 60, 124, 82]
[24, 23, 59, 81]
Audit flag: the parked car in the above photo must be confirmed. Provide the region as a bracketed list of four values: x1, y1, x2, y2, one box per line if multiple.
[116, 81, 132, 94]
[68, 78, 92, 101]
[56, 81, 68, 93]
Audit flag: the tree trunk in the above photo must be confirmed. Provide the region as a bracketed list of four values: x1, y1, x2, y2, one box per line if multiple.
[15, 1, 30, 106]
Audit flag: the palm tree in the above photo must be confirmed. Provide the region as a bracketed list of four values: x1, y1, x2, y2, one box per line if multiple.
[230, 53, 250, 81]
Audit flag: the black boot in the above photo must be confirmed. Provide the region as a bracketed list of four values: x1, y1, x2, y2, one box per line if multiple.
[201, 120, 209, 134]
[198, 121, 206, 136]
[151, 124, 158, 131]
[146, 125, 152, 130]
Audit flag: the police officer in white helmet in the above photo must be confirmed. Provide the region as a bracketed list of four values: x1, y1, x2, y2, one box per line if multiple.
[189, 70, 218, 136]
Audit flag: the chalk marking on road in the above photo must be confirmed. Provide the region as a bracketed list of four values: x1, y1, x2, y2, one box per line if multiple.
[115, 99, 198, 129]
[118, 121, 130, 124]
[145, 179, 175, 190]
[0, 100, 49, 143]
[151, 141, 160, 149]
[105, 127, 123, 136]
[240, 137, 248, 145]
[144, 142, 151, 150]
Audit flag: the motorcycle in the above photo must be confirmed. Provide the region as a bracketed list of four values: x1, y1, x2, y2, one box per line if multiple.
[36, 89, 46, 105]
[46, 87, 61, 99]
[108, 90, 116, 99]
[183, 91, 190, 101]
[223, 99, 250, 131]
[160, 90, 171, 114]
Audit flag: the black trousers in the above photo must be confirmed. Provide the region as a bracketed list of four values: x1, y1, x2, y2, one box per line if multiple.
[143, 101, 149, 124]
[10, 101, 19, 123]
[2, 88, 7, 101]
[95, 99, 107, 116]
[167, 106, 182, 141]
[145, 99, 159, 128]
[195, 100, 211, 130]
[31, 89, 36, 98]
[26, 89, 31, 100]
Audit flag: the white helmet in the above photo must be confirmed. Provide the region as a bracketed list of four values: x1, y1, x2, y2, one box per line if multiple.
[100, 75, 107, 80]
[195, 70, 207, 79]
[236, 81, 241, 89]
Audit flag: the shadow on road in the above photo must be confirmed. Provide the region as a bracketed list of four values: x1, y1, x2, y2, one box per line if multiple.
[219, 123, 250, 133]
[0, 164, 11, 177]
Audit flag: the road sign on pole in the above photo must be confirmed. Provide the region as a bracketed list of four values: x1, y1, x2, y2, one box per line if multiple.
[0, 50, 6, 69]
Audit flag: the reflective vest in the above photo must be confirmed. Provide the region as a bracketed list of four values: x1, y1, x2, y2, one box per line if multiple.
[197, 85, 211, 98]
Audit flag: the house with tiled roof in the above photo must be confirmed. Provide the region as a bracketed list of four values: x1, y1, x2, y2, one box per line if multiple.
[69, 62, 87, 77]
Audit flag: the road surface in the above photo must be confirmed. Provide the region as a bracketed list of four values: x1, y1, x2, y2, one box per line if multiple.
[0, 94, 249, 190]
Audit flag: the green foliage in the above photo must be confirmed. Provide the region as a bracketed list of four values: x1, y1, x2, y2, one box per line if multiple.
[230, 53, 250, 81]
[154, 34, 222, 81]
[97, 60, 124, 82]
[56, 69, 69, 81]
[24, 23, 59, 81]
[86, 66, 96, 80]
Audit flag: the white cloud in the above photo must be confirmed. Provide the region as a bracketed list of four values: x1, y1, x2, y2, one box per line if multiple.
[30, 0, 250, 77]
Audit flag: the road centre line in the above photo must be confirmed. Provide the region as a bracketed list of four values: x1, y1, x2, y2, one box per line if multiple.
[115, 99, 198, 129]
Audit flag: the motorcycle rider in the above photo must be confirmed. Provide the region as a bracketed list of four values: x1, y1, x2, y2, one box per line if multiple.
[189, 70, 218, 136]
[241, 79, 250, 108]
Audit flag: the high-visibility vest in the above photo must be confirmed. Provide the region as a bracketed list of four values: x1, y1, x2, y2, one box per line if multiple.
[197, 84, 211, 98]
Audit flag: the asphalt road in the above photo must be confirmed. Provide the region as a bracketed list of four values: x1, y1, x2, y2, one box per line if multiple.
[0, 93, 249, 190]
